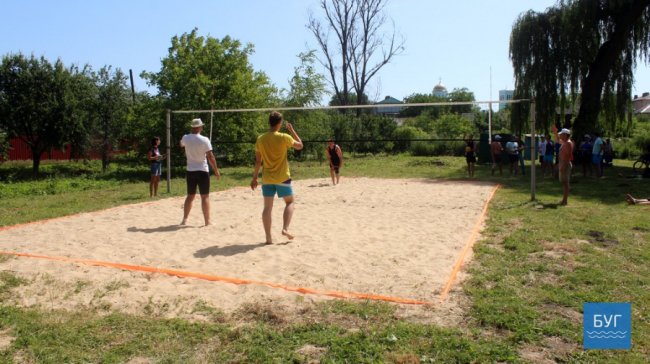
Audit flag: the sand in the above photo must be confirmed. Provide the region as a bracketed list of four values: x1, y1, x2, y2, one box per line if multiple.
[0, 177, 496, 319]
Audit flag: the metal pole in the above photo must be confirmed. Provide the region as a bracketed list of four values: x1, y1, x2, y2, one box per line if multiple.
[166, 109, 171, 193]
[128, 69, 136, 105]
[488, 67, 492, 144]
[530, 101, 536, 201]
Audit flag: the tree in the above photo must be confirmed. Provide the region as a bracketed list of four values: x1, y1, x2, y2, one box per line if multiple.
[0, 54, 69, 175]
[92, 66, 130, 172]
[308, 0, 405, 108]
[510, 0, 650, 137]
[284, 51, 327, 107]
[142, 29, 277, 164]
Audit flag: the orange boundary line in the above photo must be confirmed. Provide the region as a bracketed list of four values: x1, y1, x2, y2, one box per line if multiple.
[438, 184, 501, 302]
[0, 250, 431, 306]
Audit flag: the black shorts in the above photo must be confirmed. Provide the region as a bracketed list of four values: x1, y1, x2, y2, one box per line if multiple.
[186, 171, 210, 195]
[465, 154, 476, 163]
[331, 164, 341, 174]
[508, 154, 519, 164]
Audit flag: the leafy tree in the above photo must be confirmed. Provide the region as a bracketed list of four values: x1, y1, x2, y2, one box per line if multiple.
[0, 54, 70, 175]
[284, 51, 327, 107]
[64, 64, 97, 160]
[92, 66, 131, 172]
[0, 129, 8, 161]
[433, 114, 476, 139]
[510, 0, 650, 137]
[308, 0, 405, 107]
[142, 29, 277, 165]
[447, 88, 477, 115]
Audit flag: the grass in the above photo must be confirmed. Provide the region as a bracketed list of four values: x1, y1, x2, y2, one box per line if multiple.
[1, 155, 649, 362]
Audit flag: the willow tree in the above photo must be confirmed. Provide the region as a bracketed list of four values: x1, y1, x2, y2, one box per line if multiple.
[510, 0, 650, 137]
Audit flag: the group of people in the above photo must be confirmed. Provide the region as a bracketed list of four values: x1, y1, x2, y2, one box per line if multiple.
[148, 112, 345, 244]
[464, 134, 528, 178]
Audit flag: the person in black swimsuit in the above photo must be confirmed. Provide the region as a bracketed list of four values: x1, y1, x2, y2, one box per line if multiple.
[464, 134, 476, 178]
[326, 139, 343, 185]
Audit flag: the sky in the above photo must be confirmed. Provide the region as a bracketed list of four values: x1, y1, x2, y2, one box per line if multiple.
[2, 0, 649, 108]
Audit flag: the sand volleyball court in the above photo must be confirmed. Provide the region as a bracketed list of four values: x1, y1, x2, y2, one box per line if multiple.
[0, 178, 496, 316]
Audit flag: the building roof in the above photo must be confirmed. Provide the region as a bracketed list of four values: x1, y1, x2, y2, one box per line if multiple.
[375, 96, 403, 105]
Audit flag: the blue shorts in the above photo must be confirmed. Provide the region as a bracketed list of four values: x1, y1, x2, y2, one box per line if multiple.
[150, 162, 162, 176]
[543, 155, 554, 163]
[592, 154, 603, 164]
[262, 182, 293, 198]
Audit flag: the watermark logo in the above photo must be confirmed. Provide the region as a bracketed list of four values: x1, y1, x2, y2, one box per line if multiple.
[583, 302, 631, 350]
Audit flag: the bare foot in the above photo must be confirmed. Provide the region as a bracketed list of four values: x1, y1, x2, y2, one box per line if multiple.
[265, 241, 273, 245]
[559, 201, 568, 206]
[281, 229, 295, 240]
[180, 219, 188, 225]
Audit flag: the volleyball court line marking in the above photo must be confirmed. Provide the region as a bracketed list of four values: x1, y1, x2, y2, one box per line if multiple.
[438, 184, 500, 303]
[0, 250, 431, 305]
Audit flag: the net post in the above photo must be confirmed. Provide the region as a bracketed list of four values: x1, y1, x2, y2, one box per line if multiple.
[166, 109, 171, 193]
[530, 101, 536, 201]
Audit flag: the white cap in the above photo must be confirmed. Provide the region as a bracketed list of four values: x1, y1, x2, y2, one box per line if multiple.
[558, 128, 571, 135]
[494, 135, 501, 140]
[190, 118, 204, 128]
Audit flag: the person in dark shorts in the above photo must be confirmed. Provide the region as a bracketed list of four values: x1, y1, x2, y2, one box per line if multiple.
[326, 139, 344, 185]
[180, 118, 220, 226]
[147, 136, 166, 197]
[491, 135, 504, 176]
[464, 134, 477, 178]
[505, 136, 520, 176]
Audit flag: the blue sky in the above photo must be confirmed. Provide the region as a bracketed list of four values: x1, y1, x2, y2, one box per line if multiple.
[2, 0, 649, 106]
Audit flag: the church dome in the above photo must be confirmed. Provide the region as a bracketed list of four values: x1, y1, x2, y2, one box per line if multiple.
[432, 79, 448, 97]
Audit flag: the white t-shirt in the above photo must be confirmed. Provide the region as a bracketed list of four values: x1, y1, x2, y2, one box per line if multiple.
[180, 133, 212, 172]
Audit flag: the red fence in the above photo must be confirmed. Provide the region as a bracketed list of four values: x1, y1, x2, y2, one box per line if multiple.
[2, 137, 116, 161]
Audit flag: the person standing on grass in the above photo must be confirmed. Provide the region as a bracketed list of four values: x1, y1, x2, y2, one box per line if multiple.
[326, 139, 343, 185]
[591, 132, 604, 178]
[250, 111, 303, 244]
[464, 134, 477, 178]
[491, 135, 504, 176]
[505, 136, 520, 176]
[553, 125, 574, 206]
[180, 118, 220, 226]
[541, 134, 555, 178]
[147, 136, 165, 197]
[516, 135, 526, 176]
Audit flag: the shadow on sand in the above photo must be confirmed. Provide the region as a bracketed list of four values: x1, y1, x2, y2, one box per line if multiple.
[127, 225, 192, 233]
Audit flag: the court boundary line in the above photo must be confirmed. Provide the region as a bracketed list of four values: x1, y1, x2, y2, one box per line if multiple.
[0, 250, 431, 305]
[438, 184, 501, 302]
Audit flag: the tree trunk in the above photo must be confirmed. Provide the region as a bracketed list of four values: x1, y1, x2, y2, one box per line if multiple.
[31, 148, 41, 176]
[573, 0, 650, 137]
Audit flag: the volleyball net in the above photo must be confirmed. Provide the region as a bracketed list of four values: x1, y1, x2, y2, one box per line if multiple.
[163, 99, 537, 196]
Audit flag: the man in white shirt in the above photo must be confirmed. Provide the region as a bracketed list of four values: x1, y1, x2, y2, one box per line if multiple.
[180, 118, 220, 226]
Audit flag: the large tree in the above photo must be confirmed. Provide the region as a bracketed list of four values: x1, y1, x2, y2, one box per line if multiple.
[308, 0, 404, 108]
[142, 29, 277, 164]
[93, 66, 130, 172]
[510, 0, 650, 137]
[0, 54, 69, 175]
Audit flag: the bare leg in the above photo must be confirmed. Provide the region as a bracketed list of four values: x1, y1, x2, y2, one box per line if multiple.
[149, 176, 155, 197]
[560, 181, 570, 205]
[330, 168, 336, 185]
[181, 194, 195, 225]
[201, 194, 211, 226]
[153, 176, 160, 196]
[282, 195, 295, 240]
[262, 196, 274, 244]
[336, 172, 340, 184]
